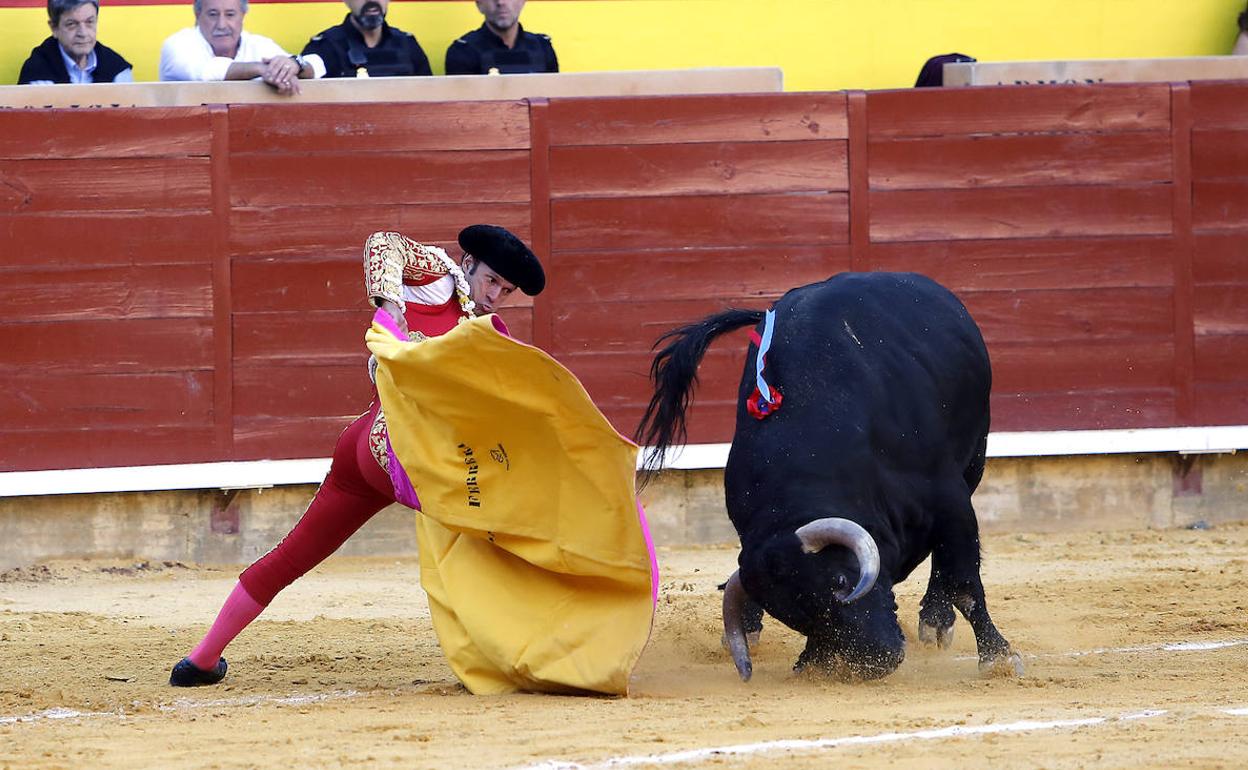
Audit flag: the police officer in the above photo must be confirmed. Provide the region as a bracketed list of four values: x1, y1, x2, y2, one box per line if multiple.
[302, 0, 432, 78]
[445, 0, 557, 75]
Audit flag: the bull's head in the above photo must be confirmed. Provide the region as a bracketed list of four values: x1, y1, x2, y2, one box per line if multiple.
[724, 518, 904, 682]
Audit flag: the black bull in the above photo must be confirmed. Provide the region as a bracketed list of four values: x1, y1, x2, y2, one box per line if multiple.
[636, 272, 1022, 681]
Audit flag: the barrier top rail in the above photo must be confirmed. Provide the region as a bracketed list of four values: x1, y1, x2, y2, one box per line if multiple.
[0, 68, 783, 109]
[945, 56, 1248, 87]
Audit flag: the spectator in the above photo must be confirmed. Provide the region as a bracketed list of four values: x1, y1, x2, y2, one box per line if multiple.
[1235, 4, 1248, 55]
[301, 0, 432, 78]
[914, 53, 975, 88]
[445, 0, 557, 75]
[159, 0, 314, 95]
[18, 0, 132, 85]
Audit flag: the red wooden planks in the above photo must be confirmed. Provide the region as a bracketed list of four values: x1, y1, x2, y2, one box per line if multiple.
[548, 93, 849, 146]
[870, 184, 1173, 242]
[232, 416, 356, 460]
[0, 264, 212, 322]
[1190, 129, 1248, 180]
[990, 389, 1178, 431]
[547, 245, 851, 303]
[1193, 285, 1248, 335]
[988, 340, 1175, 391]
[550, 141, 849, 199]
[0, 371, 213, 430]
[1191, 384, 1248, 425]
[1190, 80, 1248, 131]
[0, 319, 214, 372]
[0, 427, 219, 472]
[232, 310, 374, 366]
[868, 237, 1175, 290]
[234, 364, 372, 418]
[961, 287, 1175, 344]
[867, 83, 1171, 138]
[1192, 179, 1248, 231]
[230, 151, 531, 206]
[0, 108, 211, 159]
[552, 192, 849, 251]
[870, 132, 1172, 190]
[230, 204, 532, 258]
[562, 349, 746, 414]
[0, 212, 215, 268]
[232, 257, 364, 312]
[1192, 232, 1248, 285]
[228, 101, 531, 153]
[551, 299, 761, 354]
[1193, 336, 1248, 384]
[0, 158, 212, 213]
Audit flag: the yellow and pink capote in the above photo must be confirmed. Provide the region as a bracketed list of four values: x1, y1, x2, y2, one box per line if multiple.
[366, 313, 658, 695]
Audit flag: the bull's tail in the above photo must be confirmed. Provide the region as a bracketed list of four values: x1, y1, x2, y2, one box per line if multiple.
[634, 308, 765, 482]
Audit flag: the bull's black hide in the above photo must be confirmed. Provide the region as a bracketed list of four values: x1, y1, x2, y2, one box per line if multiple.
[637, 272, 1021, 681]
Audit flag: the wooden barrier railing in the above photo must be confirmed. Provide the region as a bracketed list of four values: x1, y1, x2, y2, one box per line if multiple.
[2, 81, 1246, 472]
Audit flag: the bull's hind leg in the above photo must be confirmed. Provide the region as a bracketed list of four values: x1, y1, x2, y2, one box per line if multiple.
[923, 495, 1023, 677]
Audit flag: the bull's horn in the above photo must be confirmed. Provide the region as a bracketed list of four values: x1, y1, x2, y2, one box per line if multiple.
[794, 518, 881, 604]
[722, 570, 753, 682]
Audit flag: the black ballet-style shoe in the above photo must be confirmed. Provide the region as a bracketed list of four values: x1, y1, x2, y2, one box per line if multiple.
[169, 657, 228, 687]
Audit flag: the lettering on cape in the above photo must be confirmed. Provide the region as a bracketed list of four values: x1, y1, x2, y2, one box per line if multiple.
[490, 443, 509, 470]
[458, 443, 482, 508]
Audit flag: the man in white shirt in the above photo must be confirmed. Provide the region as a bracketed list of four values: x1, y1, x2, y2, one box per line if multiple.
[159, 0, 319, 94]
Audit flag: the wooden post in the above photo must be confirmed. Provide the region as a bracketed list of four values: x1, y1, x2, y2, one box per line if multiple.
[528, 98, 554, 352]
[209, 105, 234, 458]
[1170, 83, 1195, 424]
[847, 90, 870, 272]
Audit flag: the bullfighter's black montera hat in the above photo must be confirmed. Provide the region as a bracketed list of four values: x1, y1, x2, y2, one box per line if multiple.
[458, 224, 545, 296]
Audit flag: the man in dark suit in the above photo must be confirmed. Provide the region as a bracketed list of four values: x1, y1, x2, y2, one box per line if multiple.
[18, 0, 132, 84]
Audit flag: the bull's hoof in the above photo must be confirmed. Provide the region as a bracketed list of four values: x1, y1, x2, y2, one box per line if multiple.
[978, 650, 1024, 678]
[721, 630, 761, 651]
[917, 620, 954, 649]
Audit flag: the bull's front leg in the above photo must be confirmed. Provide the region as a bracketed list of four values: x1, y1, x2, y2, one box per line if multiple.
[925, 500, 1023, 677]
[952, 581, 1023, 677]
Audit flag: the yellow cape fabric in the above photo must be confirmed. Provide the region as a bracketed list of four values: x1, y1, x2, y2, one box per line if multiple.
[366, 316, 655, 695]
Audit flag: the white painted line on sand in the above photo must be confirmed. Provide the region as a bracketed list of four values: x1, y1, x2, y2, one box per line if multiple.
[0, 707, 111, 725]
[953, 637, 1248, 663]
[0, 689, 364, 726]
[2, 638, 1245, 729]
[1164, 640, 1247, 652]
[514, 709, 1168, 770]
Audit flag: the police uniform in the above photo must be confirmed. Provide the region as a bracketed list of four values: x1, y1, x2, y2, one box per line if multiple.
[444, 23, 558, 75]
[302, 15, 432, 78]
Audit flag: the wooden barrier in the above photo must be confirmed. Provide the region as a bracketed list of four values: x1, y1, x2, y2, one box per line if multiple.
[0, 69, 784, 109]
[1, 82, 1246, 472]
[944, 57, 1248, 87]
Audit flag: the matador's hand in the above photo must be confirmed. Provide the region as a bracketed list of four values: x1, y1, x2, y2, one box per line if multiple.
[378, 299, 409, 338]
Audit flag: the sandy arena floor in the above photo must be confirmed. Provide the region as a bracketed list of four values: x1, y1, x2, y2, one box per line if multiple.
[2, 522, 1247, 769]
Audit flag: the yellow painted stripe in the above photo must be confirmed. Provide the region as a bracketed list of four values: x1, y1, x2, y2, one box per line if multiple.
[2, 0, 1245, 91]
